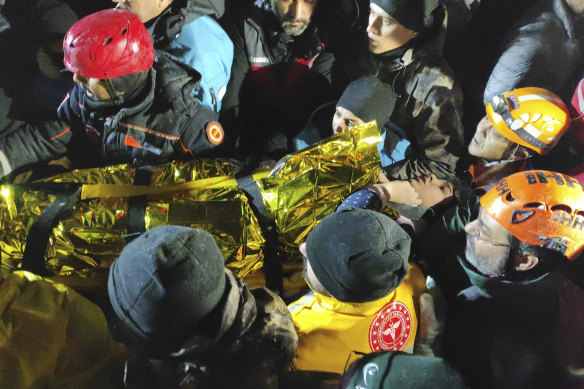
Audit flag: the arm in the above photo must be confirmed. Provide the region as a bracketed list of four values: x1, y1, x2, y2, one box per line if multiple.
[0, 118, 72, 179]
[386, 63, 465, 180]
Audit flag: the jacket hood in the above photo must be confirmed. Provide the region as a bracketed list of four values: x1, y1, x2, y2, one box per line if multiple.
[180, 0, 225, 21]
[149, 0, 224, 48]
[458, 256, 568, 305]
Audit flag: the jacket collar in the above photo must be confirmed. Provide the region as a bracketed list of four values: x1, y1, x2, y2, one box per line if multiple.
[312, 289, 399, 315]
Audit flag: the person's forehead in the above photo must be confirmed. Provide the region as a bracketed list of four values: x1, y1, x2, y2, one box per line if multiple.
[369, 2, 393, 19]
[479, 207, 508, 235]
[336, 105, 361, 119]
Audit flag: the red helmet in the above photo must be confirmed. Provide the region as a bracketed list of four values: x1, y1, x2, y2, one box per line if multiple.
[63, 9, 155, 79]
[480, 170, 584, 260]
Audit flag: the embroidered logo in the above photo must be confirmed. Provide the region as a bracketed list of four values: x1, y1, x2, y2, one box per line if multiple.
[369, 301, 412, 352]
[206, 121, 224, 145]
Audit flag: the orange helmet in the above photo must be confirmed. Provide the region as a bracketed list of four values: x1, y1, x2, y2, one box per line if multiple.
[486, 87, 570, 155]
[480, 170, 584, 260]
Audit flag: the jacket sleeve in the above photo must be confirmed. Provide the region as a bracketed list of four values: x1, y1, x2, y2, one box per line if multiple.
[385, 62, 465, 180]
[0, 118, 72, 179]
[220, 22, 249, 121]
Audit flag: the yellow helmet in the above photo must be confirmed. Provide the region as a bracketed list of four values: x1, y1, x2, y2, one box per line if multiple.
[486, 87, 570, 155]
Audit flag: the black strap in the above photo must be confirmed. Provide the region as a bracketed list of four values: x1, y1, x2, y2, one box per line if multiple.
[236, 175, 283, 295]
[21, 187, 82, 276]
[125, 165, 153, 243]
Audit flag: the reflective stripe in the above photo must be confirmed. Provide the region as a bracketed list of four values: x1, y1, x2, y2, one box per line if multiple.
[518, 94, 564, 106]
[0, 150, 12, 177]
[288, 291, 314, 313]
[577, 80, 584, 114]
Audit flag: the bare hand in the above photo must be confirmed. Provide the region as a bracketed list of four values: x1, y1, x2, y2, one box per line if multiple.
[371, 181, 422, 206]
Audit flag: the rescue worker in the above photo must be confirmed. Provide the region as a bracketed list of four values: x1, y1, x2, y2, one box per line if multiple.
[419, 87, 571, 302]
[468, 87, 571, 188]
[107, 225, 298, 389]
[288, 207, 435, 374]
[0, 9, 224, 180]
[0, 269, 127, 388]
[367, 0, 465, 180]
[444, 170, 584, 388]
[220, 0, 336, 167]
[113, 0, 233, 113]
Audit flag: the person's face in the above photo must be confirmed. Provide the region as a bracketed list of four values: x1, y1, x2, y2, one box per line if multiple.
[332, 106, 365, 135]
[408, 174, 455, 208]
[464, 209, 512, 277]
[468, 115, 516, 160]
[367, 3, 418, 54]
[73, 74, 111, 100]
[113, 0, 170, 23]
[272, 0, 318, 36]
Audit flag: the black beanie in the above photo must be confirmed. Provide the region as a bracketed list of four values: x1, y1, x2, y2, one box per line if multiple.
[370, 0, 425, 32]
[341, 351, 466, 388]
[306, 207, 411, 303]
[337, 75, 397, 128]
[108, 225, 227, 352]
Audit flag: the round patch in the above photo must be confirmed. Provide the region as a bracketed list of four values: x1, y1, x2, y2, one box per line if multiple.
[369, 301, 412, 352]
[206, 121, 224, 145]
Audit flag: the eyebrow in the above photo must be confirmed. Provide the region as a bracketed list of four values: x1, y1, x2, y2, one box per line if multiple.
[478, 215, 491, 235]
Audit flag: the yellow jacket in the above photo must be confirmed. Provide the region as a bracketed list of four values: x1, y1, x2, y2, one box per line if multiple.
[288, 264, 426, 374]
[0, 270, 128, 388]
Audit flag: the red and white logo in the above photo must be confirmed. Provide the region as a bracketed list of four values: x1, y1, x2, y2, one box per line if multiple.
[369, 301, 412, 352]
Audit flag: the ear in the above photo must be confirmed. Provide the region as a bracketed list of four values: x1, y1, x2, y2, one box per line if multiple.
[513, 253, 539, 272]
[509, 147, 530, 161]
[299, 242, 307, 257]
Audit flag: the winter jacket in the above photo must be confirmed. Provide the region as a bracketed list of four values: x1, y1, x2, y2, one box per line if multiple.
[443, 257, 583, 389]
[123, 271, 298, 389]
[373, 37, 465, 180]
[147, 0, 233, 113]
[484, 0, 584, 105]
[0, 52, 222, 178]
[288, 263, 426, 374]
[0, 270, 127, 388]
[220, 0, 335, 160]
[221, 0, 334, 113]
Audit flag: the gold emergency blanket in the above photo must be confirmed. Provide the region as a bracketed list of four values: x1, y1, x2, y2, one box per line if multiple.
[0, 122, 382, 280]
[259, 121, 383, 254]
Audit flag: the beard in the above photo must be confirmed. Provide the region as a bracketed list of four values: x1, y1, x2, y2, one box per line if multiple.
[464, 236, 507, 277]
[281, 18, 310, 36]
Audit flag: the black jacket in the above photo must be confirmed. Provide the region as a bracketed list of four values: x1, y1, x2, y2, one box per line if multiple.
[0, 52, 221, 178]
[484, 0, 584, 104]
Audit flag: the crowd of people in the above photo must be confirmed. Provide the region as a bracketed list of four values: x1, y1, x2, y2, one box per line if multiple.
[0, 0, 584, 388]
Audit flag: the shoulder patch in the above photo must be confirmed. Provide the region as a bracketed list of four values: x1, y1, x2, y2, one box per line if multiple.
[206, 121, 224, 145]
[369, 301, 412, 352]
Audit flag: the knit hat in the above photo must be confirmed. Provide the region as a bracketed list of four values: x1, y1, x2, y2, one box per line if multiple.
[341, 351, 466, 388]
[337, 75, 397, 128]
[306, 207, 411, 303]
[108, 225, 227, 353]
[370, 0, 425, 32]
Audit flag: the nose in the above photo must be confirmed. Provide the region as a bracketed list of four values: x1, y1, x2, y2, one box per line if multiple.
[73, 73, 85, 84]
[464, 219, 478, 234]
[367, 15, 380, 34]
[334, 121, 346, 134]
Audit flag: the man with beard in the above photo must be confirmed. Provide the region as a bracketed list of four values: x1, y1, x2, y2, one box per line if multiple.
[443, 170, 584, 388]
[0, 9, 223, 180]
[219, 0, 335, 167]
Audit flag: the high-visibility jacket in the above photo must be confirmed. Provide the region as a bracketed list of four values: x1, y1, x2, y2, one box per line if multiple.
[0, 270, 128, 388]
[288, 263, 426, 374]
